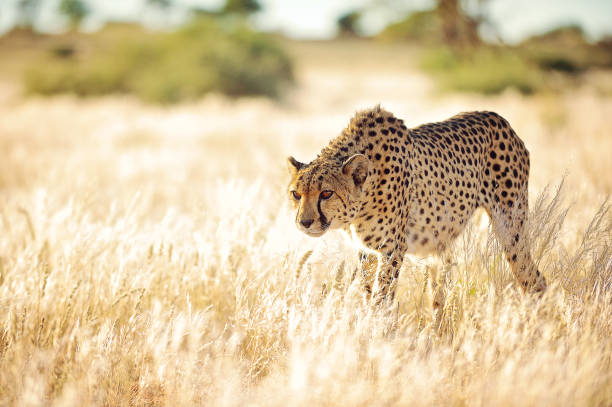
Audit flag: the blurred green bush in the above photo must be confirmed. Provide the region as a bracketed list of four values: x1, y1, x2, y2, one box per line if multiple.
[381, 13, 612, 95]
[378, 10, 443, 44]
[24, 17, 294, 103]
[420, 47, 543, 95]
[521, 26, 612, 74]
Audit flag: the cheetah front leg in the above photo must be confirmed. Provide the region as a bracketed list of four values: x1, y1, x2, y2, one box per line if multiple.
[356, 250, 378, 301]
[431, 252, 453, 311]
[371, 245, 406, 305]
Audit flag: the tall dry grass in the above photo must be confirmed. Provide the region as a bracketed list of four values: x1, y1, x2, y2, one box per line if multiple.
[0, 46, 611, 405]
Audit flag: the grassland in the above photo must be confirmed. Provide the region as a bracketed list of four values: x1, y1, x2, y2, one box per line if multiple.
[0, 40, 611, 406]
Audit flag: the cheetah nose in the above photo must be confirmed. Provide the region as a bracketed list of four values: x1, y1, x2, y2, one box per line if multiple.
[300, 219, 314, 228]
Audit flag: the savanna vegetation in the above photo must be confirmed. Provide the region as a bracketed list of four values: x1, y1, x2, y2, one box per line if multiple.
[20, 18, 293, 104]
[0, 0, 611, 405]
[377, 9, 612, 95]
[4, 0, 611, 102]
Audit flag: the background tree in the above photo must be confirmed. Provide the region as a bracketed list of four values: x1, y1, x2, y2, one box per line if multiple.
[59, 0, 89, 29]
[337, 10, 362, 37]
[222, 0, 261, 16]
[145, 0, 173, 26]
[436, 0, 481, 48]
[16, 0, 41, 30]
[147, 0, 172, 8]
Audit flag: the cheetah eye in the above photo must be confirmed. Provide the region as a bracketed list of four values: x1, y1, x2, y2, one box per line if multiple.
[291, 191, 301, 200]
[320, 190, 334, 200]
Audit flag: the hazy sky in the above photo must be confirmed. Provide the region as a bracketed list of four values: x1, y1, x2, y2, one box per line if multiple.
[1, 0, 611, 42]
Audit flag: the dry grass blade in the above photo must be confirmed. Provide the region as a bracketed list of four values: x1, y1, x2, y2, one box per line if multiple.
[17, 206, 36, 241]
[295, 249, 313, 281]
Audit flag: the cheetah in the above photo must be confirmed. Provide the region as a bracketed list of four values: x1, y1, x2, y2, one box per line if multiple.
[287, 105, 546, 302]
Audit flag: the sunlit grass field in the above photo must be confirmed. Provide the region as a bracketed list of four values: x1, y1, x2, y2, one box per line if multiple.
[0, 42, 611, 406]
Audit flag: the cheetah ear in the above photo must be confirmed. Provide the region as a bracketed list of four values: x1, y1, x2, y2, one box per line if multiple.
[287, 156, 304, 176]
[342, 154, 370, 188]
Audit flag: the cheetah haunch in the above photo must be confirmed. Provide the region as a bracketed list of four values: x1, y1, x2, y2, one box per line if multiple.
[287, 105, 546, 302]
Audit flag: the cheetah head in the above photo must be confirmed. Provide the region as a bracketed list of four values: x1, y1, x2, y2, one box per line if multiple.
[287, 154, 371, 237]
